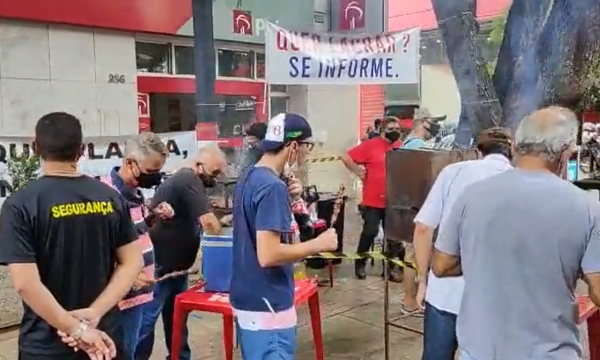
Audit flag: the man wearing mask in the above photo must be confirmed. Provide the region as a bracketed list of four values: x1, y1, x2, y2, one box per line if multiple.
[402, 109, 446, 149]
[136, 146, 227, 360]
[432, 107, 600, 360]
[341, 118, 402, 280]
[242, 122, 267, 171]
[97, 132, 173, 360]
[400, 108, 446, 316]
[230, 113, 338, 359]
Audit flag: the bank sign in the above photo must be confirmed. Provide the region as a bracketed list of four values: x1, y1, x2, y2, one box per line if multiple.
[177, 0, 316, 44]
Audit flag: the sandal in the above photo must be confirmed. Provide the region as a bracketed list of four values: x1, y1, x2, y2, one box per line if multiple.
[400, 305, 424, 318]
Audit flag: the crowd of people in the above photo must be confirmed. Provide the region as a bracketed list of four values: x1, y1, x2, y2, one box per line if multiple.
[2, 105, 600, 360]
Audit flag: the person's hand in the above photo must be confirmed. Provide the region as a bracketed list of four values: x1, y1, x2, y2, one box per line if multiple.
[58, 324, 116, 359]
[132, 272, 155, 290]
[153, 202, 174, 219]
[220, 214, 233, 226]
[287, 177, 303, 198]
[313, 228, 338, 252]
[78, 327, 116, 360]
[69, 308, 101, 328]
[416, 282, 427, 311]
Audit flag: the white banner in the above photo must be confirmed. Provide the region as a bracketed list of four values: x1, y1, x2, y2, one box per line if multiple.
[0, 131, 198, 202]
[265, 23, 420, 85]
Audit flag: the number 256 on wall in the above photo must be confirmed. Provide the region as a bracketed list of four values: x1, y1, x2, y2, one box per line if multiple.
[108, 74, 125, 83]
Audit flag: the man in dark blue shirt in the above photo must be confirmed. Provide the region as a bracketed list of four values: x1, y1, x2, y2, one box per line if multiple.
[230, 113, 338, 359]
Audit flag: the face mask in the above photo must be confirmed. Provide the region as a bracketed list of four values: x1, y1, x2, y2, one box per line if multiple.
[136, 172, 163, 189]
[199, 173, 217, 188]
[384, 130, 401, 142]
[427, 122, 440, 138]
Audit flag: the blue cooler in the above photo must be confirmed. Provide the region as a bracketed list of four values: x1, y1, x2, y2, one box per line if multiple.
[201, 227, 233, 292]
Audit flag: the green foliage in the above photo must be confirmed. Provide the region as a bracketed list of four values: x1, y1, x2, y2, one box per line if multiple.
[7, 153, 40, 192]
[579, 54, 600, 111]
[485, 14, 507, 77]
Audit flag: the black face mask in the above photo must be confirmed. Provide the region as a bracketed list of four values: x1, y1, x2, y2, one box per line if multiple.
[427, 122, 440, 138]
[384, 130, 401, 142]
[136, 172, 163, 189]
[199, 173, 217, 188]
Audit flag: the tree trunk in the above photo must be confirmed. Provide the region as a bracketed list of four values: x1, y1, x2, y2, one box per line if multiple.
[431, 0, 503, 146]
[193, 0, 218, 126]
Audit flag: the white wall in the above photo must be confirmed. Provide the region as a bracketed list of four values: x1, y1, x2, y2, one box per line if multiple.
[289, 84, 359, 192]
[0, 20, 138, 136]
[420, 64, 461, 123]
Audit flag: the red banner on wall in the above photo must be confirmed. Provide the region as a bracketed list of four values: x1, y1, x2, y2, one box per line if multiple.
[339, 0, 365, 31]
[232, 9, 252, 35]
[137, 93, 151, 133]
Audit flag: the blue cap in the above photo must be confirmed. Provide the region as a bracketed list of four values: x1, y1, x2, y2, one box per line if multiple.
[259, 113, 313, 152]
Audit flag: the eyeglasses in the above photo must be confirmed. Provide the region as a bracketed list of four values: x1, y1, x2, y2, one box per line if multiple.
[298, 141, 314, 151]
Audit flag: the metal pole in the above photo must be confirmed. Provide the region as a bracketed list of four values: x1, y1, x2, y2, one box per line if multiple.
[193, 0, 218, 126]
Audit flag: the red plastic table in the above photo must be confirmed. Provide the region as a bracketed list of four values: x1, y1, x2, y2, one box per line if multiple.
[578, 294, 600, 359]
[171, 278, 324, 360]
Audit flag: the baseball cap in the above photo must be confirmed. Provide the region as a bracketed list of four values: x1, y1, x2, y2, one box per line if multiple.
[259, 113, 313, 152]
[414, 108, 447, 122]
[476, 127, 513, 147]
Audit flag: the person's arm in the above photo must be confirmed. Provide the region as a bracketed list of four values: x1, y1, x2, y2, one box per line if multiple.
[88, 197, 143, 317]
[413, 169, 447, 282]
[582, 203, 600, 307]
[180, 174, 221, 235]
[342, 142, 369, 178]
[255, 182, 322, 267]
[431, 194, 467, 278]
[0, 201, 81, 335]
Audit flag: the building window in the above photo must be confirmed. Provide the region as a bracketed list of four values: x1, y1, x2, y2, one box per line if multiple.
[149, 93, 195, 133]
[136, 42, 172, 73]
[270, 84, 288, 93]
[420, 34, 447, 65]
[217, 95, 257, 137]
[256, 53, 265, 78]
[174, 46, 194, 75]
[269, 96, 288, 118]
[218, 49, 254, 78]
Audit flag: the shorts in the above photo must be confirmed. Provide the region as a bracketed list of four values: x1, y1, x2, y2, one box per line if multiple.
[19, 351, 90, 360]
[237, 324, 297, 360]
[402, 241, 416, 265]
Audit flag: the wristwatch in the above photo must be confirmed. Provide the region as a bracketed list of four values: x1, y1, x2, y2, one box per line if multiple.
[70, 322, 88, 341]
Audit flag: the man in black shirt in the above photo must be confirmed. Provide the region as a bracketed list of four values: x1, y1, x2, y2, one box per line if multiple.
[0, 112, 143, 360]
[136, 146, 227, 360]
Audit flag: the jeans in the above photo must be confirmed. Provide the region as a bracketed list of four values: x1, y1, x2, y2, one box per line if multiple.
[121, 305, 145, 360]
[422, 302, 458, 360]
[135, 275, 191, 360]
[237, 323, 297, 360]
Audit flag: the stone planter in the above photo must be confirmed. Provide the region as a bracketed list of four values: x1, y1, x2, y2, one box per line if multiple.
[0, 266, 22, 328]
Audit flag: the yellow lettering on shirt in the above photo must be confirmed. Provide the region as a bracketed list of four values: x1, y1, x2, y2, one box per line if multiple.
[50, 201, 114, 218]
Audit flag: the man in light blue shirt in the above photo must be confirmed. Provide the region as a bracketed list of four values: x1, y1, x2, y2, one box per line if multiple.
[413, 128, 514, 360]
[402, 109, 446, 150]
[400, 108, 448, 314]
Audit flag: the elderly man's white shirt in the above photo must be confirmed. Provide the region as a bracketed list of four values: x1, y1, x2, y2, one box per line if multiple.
[414, 154, 513, 314]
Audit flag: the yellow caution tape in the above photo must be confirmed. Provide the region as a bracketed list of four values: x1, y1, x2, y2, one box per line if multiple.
[306, 156, 342, 164]
[305, 251, 417, 270]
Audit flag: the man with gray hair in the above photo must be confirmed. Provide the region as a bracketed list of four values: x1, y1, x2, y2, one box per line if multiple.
[100, 132, 171, 360]
[432, 106, 600, 360]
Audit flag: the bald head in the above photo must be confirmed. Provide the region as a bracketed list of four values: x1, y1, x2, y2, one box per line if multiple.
[515, 106, 578, 162]
[194, 145, 227, 177]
